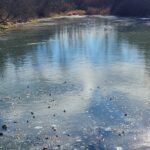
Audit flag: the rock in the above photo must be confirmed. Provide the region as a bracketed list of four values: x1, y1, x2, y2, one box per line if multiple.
[52, 127, 56, 132]
[0, 133, 3, 136]
[63, 110, 66, 113]
[124, 113, 127, 116]
[31, 112, 34, 115]
[57, 145, 61, 148]
[2, 125, 7, 130]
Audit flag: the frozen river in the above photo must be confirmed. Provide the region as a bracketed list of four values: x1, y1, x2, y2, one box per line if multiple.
[0, 16, 150, 150]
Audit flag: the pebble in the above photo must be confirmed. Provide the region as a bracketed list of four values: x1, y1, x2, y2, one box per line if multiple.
[31, 112, 34, 115]
[2, 125, 7, 130]
[0, 133, 3, 136]
[52, 127, 56, 132]
[124, 113, 127, 117]
[53, 129, 56, 132]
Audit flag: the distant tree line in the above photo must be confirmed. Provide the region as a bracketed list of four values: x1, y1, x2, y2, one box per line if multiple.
[112, 0, 150, 17]
[0, 0, 150, 24]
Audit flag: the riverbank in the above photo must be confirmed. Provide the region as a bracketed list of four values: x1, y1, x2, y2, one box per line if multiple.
[0, 19, 39, 32]
[0, 8, 110, 32]
[0, 16, 150, 150]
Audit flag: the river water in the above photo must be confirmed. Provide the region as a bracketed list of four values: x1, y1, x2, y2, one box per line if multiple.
[0, 16, 150, 150]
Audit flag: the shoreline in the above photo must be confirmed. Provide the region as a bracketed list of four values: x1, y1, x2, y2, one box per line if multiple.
[0, 9, 109, 32]
[1, 13, 150, 33]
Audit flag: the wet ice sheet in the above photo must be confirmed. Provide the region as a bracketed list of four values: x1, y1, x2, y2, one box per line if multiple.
[0, 16, 150, 150]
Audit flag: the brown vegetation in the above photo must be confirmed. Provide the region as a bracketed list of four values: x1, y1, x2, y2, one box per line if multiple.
[0, 0, 150, 25]
[66, 10, 86, 16]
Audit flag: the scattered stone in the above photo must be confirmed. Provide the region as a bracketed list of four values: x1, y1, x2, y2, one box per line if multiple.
[42, 147, 48, 150]
[53, 114, 56, 117]
[27, 120, 29, 123]
[67, 134, 70, 137]
[57, 145, 61, 148]
[49, 93, 51, 96]
[27, 85, 29, 88]
[0, 133, 3, 136]
[48, 106, 50, 109]
[56, 135, 58, 137]
[13, 121, 17, 124]
[31, 112, 34, 115]
[97, 86, 100, 89]
[118, 133, 121, 136]
[124, 113, 127, 117]
[63, 110, 66, 113]
[122, 131, 125, 134]
[63, 81, 67, 84]
[52, 127, 56, 132]
[45, 137, 49, 140]
[2, 125, 7, 130]
[53, 129, 56, 132]
[33, 116, 35, 119]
